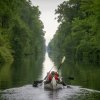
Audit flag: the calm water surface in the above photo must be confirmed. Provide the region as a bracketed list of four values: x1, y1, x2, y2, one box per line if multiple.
[0, 52, 100, 100]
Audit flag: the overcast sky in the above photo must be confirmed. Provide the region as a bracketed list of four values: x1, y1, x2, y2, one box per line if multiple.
[31, 0, 65, 45]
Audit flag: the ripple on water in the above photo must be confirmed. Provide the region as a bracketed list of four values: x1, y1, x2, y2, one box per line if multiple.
[0, 85, 100, 100]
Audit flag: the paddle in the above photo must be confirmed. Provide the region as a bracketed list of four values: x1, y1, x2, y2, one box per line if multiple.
[67, 76, 74, 80]
[44, 56, 66, 81]
[33, 63, 55, 87]
[43, 65, 54, 80]
[58, 56, 66, 71]
[33, 56, 66, 87]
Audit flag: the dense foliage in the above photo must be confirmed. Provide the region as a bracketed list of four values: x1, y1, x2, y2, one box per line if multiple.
[48, 0, 100, 65]
[0, 0, 45, 64]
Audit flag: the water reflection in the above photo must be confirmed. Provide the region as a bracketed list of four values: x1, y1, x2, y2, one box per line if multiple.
[61, 63, 100, 91]
[0, 55, 43, 90]
[0, 53, 100, 100]
[0, 51, 57, 90]
[0, 63, 12, 89]
[0, 52, 57, 90]
[42, 52, 57, 79]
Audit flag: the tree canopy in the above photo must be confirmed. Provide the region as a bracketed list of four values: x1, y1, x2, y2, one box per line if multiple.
[48, 0, 100, 65]
[0, 0, 45, 64]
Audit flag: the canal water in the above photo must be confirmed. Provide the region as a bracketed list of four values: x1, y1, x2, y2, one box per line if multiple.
[0, 52, 100, 100]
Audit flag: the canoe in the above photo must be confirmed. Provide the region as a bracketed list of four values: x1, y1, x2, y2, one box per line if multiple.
[44, 77, 64, 90]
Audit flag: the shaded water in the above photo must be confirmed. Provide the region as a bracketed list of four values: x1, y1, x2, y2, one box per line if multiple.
[0, 52, 100, 100]
[0, 55, 43, 90]
[61, 63, 100, 91]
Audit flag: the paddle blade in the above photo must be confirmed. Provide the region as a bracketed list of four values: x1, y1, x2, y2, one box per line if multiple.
[33, 80, 43, 87]
[68, 77, 74, 80]
[61, 56, 66, 63]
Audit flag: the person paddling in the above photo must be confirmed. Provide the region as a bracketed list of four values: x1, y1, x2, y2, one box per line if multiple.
[33, 56, 66, 87]
[46, 71, 59, 83]
[54, 72, 59, 82]
[47, 72, 52, 82]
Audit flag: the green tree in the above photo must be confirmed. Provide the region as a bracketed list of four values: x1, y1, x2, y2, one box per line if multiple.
[0, 0, 45, 65]
[48, 0, 100, 65]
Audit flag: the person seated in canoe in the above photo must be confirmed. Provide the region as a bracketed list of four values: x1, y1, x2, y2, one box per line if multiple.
[47, 72, 52, 82]
[45, 71, 60, 83]
[54, 71, 60, 82]
[53, 71, 60, 82]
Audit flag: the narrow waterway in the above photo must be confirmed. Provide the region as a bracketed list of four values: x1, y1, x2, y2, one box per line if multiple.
[42, 52, 57, 79]
[0, 52, 100, 100]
